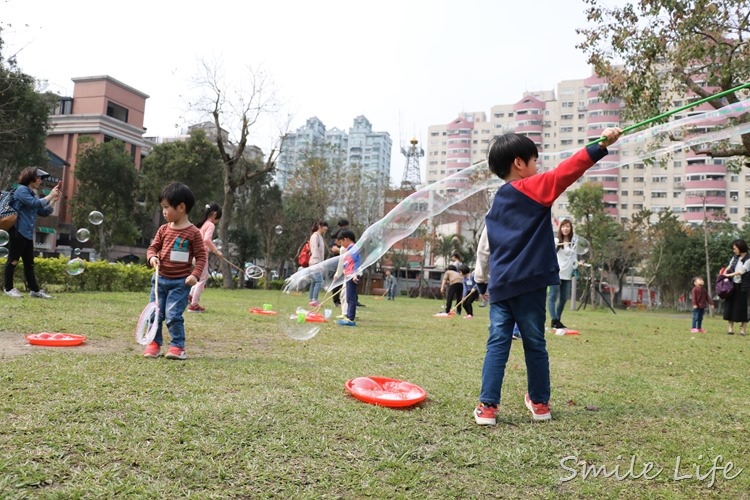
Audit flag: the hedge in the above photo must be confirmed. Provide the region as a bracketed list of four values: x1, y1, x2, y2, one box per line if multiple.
[0, 256, 154, 292]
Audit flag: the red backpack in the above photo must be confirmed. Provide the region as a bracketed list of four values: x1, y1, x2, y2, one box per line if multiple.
[297, 241, 311, 267]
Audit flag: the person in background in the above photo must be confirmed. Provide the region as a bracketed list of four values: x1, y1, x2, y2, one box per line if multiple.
[4, 167, 61, 299]
[450, 252, 463, 270]
[329, 218, 349, 307]
[720, 238, 750, 335]
[334, 229, 360, 327]
[548, 219, 578, 329]
[308, 220, 328, 307]
[384, 269, 397, 300]
[459, 264, 478, 319]
[441, 264, 464, 315]
[188, 203, 222, 313]
[690, 276, 713, 333]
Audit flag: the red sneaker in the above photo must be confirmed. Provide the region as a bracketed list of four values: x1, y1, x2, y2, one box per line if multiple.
[143, 341, 162, 358]
[473, 403, 498, 425]
[187, 304, 203, 313]
[165, 346, 187, 360]
[525, 393, 551, 421]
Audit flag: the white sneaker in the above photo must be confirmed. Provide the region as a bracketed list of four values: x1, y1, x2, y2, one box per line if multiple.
[5, 288, 23, 298]
[29, 289, 52, 299]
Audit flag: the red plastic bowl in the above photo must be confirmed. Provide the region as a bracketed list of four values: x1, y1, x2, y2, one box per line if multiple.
[345, 376, 427, 407]
[249, 308, 278, 316]
[25, 333, 86, 347]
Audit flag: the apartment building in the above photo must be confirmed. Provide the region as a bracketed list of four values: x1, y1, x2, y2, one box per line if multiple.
[427, 72, 743, 227]
[275, 115, 392, 190]
[43, 75, 150, 256]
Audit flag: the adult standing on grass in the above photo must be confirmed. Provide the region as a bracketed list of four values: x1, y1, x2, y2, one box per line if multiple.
[720, 238, 750, 336]
[473, 128, 621, 426]
[188, 203, 222, 313]
[308, 220, 328, 307]
[548, 219, 579, 330]
[4, 167, 61, 299]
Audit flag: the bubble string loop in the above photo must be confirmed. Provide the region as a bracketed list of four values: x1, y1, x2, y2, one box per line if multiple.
[285, 96, 750, 292]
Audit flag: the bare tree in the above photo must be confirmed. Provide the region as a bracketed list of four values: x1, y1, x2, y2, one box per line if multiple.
[190, 60, 286, 287]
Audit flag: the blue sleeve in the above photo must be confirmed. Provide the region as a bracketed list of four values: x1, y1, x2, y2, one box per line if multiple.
[14, 187, 50, 212]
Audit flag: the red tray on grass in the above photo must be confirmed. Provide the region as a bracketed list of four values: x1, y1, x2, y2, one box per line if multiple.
[249, 308, 278, 316]
[25, 333, 86, 347]
[345, 376, 427, 407]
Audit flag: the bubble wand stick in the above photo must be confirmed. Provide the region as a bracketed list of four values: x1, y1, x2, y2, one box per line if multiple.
[587, 81, 750, 147]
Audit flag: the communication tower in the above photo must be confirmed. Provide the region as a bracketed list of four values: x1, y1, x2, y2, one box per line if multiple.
[400, 137, 424, 189]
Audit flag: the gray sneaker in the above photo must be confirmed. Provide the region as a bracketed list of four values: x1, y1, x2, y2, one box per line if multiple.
[29, 289, 53, 299]
[5, 288, 23, 298]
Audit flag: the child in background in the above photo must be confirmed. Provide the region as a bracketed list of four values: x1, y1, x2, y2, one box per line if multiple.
[144, 182, 207, 360]
[188, 203, 222, 313]
[473, 128, 621, 425]
[691, 276, 713, 333]
[334, 229, 360, 327]
[441, 265, 464, 315]
[459, 265, 478, 319]
[384, 270, 397, 300]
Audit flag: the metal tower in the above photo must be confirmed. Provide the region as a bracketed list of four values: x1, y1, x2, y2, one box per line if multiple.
[400, 137, 424, 189]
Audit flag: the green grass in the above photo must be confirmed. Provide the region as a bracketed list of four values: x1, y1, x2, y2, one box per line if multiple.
[1, 290, 748, 498]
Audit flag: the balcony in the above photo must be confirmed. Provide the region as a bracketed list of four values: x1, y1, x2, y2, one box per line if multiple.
[684, 179, 726, 190]
[685, 164, 727, 175]
[684, 196, 726, 206]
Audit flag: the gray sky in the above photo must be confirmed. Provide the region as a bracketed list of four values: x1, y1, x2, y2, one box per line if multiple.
[5, 0, 599, 184]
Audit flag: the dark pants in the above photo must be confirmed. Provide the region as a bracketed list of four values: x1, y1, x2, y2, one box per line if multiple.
[4, 228, 40, 292]
[445, 282, 464, 314]
[463, 290, 477, 316]
[345, 279, 358, 321]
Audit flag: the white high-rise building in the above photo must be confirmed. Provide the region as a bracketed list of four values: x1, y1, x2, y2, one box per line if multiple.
[275, 115, 392, 190]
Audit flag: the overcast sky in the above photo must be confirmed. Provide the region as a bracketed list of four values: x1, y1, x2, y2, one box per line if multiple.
[5, 0, 601, 184]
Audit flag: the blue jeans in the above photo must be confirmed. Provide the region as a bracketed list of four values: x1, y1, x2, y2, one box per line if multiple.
[480, 287, 550, 405]
[547, 279, 572, 321]
[150, 275, 190, 348]
[345, 278, 358, 321]
[309, 271, 323, 301]
[692, 307, 705, 329]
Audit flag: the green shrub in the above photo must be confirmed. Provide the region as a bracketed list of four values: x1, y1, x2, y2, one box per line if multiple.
[0, 257, 153, 292]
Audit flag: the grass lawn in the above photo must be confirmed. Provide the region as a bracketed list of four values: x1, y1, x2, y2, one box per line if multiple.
[1, 288, 748, 498]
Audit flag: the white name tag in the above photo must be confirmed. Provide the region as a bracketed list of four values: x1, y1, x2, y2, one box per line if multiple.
[170, 250, 189, 263]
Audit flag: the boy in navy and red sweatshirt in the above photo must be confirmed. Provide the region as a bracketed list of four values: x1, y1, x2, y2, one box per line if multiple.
[473, 128, 622, 425]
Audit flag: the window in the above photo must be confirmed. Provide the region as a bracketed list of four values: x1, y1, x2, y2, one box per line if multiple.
[621, 190, 628, 196]
[106, 101, 129, 123]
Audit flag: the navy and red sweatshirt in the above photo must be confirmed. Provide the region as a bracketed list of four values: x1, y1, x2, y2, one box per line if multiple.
[484, 144, 608, 302]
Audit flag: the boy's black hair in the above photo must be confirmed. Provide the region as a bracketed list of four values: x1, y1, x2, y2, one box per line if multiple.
[338, 228, 356, 243]
[486, 133, 539, 179]
[459, 264, 471, 275]
[337, 218, 349, 227]
[446, 265, 457, 272]
[159, 182, 196, 213]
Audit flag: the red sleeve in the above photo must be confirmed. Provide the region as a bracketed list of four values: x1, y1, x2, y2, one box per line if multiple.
[692, 287, 699, 307]
[146, 225, 165, 266]
[514, 146, 606, 206]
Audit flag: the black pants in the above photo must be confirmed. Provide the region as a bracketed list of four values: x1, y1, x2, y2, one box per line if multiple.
[445, 283, 464, 314]
[4, 228, 40, 292]
[463, 290, 477, 316]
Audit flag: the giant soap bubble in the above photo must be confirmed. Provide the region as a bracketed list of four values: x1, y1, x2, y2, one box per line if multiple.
[0, 229, 8, 247]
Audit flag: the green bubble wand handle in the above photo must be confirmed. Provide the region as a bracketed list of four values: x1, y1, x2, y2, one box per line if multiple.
[586, 81, 750, 147]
